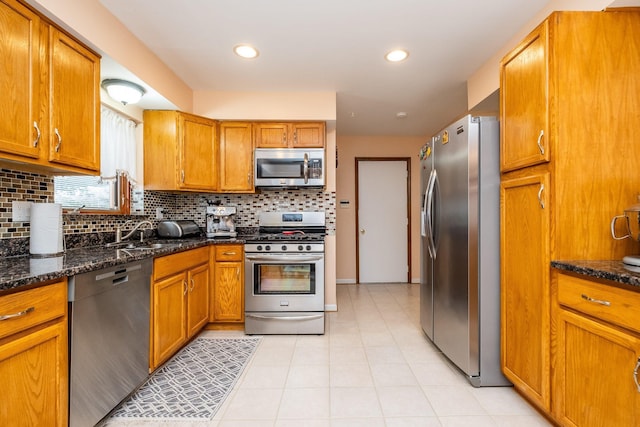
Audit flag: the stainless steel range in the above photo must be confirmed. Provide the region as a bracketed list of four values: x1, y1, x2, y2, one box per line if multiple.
[244, 211, 325, 334]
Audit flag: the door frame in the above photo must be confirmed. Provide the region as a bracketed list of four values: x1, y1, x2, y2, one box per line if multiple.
[355, 157, 412, 283]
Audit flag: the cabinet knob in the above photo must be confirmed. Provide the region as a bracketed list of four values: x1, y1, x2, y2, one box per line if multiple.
[536, 130, 545, 155]
[54, 128, 62, 152]
[537, 184, 545, 209]
[33, 121, 40, 147]
[634, 357, 640, 393]
[0, 306, 35, 321]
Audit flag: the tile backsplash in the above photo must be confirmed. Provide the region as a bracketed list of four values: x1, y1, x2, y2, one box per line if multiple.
[0, 168, 336, 256]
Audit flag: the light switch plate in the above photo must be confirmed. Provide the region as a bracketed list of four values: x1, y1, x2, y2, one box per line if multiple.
[12, 201, 31, 222]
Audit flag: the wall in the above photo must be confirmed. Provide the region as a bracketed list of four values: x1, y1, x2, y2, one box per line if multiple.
[335, 135, 426, 284]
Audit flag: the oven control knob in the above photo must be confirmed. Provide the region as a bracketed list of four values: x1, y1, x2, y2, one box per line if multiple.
[281, 245, 287, 251]
[298, 245, 304, 251]
[265, 245, 271, 251]
[257, 245, 263, 251]
[306, 245, 312, 251]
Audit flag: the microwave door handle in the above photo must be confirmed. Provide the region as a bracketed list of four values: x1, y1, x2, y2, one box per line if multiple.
[303, 153, 309, 184]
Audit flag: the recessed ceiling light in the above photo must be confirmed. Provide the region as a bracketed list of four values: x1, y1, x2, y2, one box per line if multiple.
[385, 49, 409, 62]
[396, 112, 408, 119]
[234, 44, 259, 59]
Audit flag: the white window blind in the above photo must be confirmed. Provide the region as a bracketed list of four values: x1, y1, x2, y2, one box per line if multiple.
[54, 106, 139, 212]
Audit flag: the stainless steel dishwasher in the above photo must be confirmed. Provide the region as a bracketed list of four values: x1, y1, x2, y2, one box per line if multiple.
[68, 259, 152, 427]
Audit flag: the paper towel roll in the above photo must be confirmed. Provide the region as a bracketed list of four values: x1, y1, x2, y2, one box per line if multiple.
[30, 203, 64, 256]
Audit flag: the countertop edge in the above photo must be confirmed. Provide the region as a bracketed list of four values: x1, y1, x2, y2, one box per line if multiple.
[551, 260, 640, 288]
[0, 238, 246, 295]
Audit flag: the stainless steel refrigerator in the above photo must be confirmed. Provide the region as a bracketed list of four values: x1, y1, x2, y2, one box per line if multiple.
[420, 114, 510, 387]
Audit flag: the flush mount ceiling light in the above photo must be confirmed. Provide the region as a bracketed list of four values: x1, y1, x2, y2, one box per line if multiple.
[396, 112, 408, 119]
[101, 79, 146, 105]
[385, 49, 409, 62]
[234, 44, 259, 59]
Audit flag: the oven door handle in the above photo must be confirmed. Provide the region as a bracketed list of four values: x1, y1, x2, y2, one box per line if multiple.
[245, 254, 324, 262]
[246, 313, 324, 321]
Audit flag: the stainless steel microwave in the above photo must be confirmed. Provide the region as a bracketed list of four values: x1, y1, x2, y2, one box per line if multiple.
[254, 148, 325, 188]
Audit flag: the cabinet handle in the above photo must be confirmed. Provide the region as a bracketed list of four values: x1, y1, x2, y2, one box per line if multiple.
[223, 251, 236, 256]
[634, 357, 640, 393]
[33, 121, 40, 147]
[54, 128, 62, 152]
[283, 132, 287, 145]
[237, 267, 240, 280]
[183, 280, 188, 295]
[181, 170, 185, 183]
[580, 294, 611, 306]
[293, 130, 298, 145]
[537, 184, 545, 209]
[536, 130, 544, 155]
[247, 172, 251, 184]
[0, 306, 35, 321]
[190, 278, 195, 292]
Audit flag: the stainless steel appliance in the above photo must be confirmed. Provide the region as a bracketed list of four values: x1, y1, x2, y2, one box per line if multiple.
[206, 205, 237, 238]
[244, 211, 325, 334]
[254, 148, 325, 188]
[68, 259, 152, 426]
[420, 114, 509, 386]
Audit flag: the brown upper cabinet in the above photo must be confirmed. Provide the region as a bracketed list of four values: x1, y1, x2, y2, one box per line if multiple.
[254, 122, 325, 148]
[500, 19, 549, 172]
[219, 122, 254, 192]
[0, 0, 100, 174]
[143, 110, 219, 192]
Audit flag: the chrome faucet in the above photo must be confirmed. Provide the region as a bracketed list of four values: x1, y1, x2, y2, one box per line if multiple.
[116, 220, 153, 243]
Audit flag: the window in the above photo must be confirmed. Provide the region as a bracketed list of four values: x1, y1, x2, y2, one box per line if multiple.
[54, 106, 141, 214]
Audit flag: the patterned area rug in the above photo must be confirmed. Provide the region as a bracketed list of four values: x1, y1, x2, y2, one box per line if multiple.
[109, 336, 261, 422]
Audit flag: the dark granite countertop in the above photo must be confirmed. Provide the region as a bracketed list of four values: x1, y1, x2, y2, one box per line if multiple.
[0, 237, 246, 295]
[551, 260, 640, 288]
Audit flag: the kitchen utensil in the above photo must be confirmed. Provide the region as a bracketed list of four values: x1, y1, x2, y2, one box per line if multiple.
[610, 197, 640, 266]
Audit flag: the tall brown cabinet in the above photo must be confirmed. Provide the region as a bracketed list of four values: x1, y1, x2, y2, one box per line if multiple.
[500, 10, 640, 424]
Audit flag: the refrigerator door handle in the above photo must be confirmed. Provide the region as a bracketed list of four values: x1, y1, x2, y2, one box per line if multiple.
[431, 171, 441, 253]
[425, 169, 437, 259]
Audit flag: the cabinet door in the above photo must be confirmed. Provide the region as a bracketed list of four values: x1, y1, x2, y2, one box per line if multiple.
[254, 123, 289, 148]
[0, 321, 68, 427]
[555, 309, 640, 427]
[500, 20, 549, 172]
[152, 273, 187, 369]
[213, 261, 244, 322]
[219, 122, 254, 192]
[48, 28, 100, 172]
[0, 0, 43, 160]
[179, 115, 218, 191]
[186, 263, 210, 338]
[292, 122, 325, 148]
[501, 172, 551, 410]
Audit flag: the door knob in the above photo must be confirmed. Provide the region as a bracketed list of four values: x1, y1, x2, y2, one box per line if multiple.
[360, 228, 365, 234]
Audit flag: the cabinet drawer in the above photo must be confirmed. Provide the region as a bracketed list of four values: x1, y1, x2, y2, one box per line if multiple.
[557, 273, 640, 334]
[154, 247, 209, 280]
[0, 280, 67, 340]
[215, 245, 243, 261]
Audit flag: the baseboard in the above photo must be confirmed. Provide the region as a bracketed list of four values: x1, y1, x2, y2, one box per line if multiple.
[411, 278, 420, 284]
[336, 279, 356, 284]
[325, 304, 337, 312]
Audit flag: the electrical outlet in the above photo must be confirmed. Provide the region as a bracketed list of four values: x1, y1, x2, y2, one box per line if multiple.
[155, 207, 164, 220]
[12, 201, 31, 222]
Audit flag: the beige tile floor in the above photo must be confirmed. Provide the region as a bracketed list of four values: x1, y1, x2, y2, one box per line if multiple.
[106, 283, 551, 427]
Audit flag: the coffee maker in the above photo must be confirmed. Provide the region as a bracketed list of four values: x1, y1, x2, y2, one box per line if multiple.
[206, 205, 237, 238]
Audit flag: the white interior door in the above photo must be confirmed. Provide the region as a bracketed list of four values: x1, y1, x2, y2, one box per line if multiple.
[357, 160, 409, 283]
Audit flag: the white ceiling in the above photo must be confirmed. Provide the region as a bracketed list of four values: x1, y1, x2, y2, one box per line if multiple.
[98, 0, 632, 137]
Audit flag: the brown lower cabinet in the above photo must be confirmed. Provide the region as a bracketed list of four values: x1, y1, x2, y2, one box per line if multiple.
[150, 247, 210, 370]
[210, 244, 244, 325]
[0, 280, 68, 426]
[553, 272, 640, 427]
